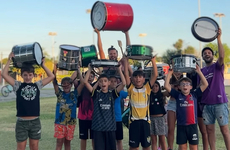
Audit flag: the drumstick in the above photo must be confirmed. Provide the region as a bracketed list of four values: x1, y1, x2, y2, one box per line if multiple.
[117, 40, 124, 56]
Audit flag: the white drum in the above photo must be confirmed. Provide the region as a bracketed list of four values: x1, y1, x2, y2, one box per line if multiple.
[171, 54, 197, 73]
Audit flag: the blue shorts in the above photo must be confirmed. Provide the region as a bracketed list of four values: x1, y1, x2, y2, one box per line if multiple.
[167, 100, 176, 112]
[202, 103, 229, 126]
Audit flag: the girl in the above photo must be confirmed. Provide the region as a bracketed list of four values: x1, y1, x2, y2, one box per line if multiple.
[149, 81, 167, 150]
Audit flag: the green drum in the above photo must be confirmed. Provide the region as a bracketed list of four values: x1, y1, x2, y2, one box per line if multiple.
[126, 45, 153, 60]
[81, 45, 98, 67]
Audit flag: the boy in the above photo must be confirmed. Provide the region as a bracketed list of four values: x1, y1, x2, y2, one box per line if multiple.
[164, 65, 208, 150]
[71, 70, 96, 150]
[1, 52, 54, 150]
[123, 56, 158, 150]
[53, 64, 83, 150]
[84, 64, 126, 150]
[109, 75, 128, 150]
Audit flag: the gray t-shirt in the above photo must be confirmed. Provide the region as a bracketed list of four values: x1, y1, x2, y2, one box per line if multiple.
[13, 80, 43, 92]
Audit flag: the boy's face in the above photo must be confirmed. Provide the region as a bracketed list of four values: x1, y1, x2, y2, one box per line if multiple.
[179, 81, 192, 95]
[109, 77, 117, 90]
[133, 75, 145, 88]
[88, 73, 95, 83]
[61, 81, 72, 93]
[98, 77, 110, 91]
[152, 83, 160, 93]
[21, 71, 34, 83]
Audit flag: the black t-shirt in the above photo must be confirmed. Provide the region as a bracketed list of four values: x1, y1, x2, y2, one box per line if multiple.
[91, 89, 119, 131]
[149, 92, 166, 115]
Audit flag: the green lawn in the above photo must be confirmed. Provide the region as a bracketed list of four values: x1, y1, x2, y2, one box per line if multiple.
[0, 88, 230, 150]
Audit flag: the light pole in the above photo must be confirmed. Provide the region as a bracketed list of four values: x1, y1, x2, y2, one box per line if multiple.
[198, 0, 202, 67]
[214, 13, 225, 29]
[86, 9, 95, 44]
[48, 32, 57, 62]
[139, 33, 147, 45]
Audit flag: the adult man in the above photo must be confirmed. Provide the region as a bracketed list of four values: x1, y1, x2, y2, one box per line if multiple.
[199, 28, 230, 150]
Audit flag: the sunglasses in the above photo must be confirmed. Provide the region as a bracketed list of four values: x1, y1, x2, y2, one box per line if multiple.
[180, 83, 191, 86]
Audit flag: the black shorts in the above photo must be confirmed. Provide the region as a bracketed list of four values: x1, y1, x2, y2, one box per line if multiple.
[176, 124, 199, 145]
[93, 131, 116, 150]
[79, 119, 93, 139]
[129, 120, 151, 148]
[116, 122, 123, 140]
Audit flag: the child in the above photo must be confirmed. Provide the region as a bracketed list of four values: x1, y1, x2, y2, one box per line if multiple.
[84, 64, 126, 150]
[1, 52, 54, 150]
[53, 64, 83, 150]
[72, 70, 96, 150]
[149, 81, 167, 150]
[124, 56, 158, 150]
[164, 65, 208, 150]
[109, 75, 128, 150]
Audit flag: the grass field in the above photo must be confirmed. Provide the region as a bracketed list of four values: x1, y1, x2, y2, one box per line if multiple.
[0, 87, 229, 150]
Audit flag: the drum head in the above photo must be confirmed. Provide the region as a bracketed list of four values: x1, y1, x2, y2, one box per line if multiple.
[127, 55, 152, 60]
[60, 45, 80, 51]
[34, 43, 43, 65]
[191, 17, 219, 42]
[91, 1, 106, 30]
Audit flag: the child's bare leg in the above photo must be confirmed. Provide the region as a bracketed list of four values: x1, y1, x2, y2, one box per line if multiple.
[179, 143, 187, 150]
[189, 144, 198, 150]
[64, 138, 71, 150]
[17, 140, 27, 150]
[29, 139, 39, 150]
[56, 138, 64, 150]
[159, 135, 167, 150]
[151, 135, 157, 150]
[167, 110, 176, 149]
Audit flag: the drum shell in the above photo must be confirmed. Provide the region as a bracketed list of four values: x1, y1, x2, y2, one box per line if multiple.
[58, 45, 81, 71]
[144, 67, 165, 80]
[91, 1, 133, 31]
[171, 55, 197, 73]
[127, 45, 153, 60]
[81, 45, 98, 67]
[12, 42, 43, 68]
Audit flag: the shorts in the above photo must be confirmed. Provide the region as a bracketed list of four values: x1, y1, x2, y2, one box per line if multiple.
[15, 117, 41, 142]
[150, 116, 166, 135]
[202, 103, 229, 126]
[93, 131, 116, 150]
[129, 120, 151, 148]
[54, 124, 76, 140]
[116, 122, 123, 140]
[79, 119, 93, 139]
[167, 100, 176, 112]
[176, 124, 199, 145]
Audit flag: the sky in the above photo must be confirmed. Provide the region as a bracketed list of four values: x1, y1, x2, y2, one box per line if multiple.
[0, 0, 229, 59]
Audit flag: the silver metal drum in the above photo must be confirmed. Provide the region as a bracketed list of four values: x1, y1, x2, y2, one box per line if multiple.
[12, 42, 43, 68]
[171, 54, 197, 73]
[143, 66, 165, 80]
[58, 45, 81, 71]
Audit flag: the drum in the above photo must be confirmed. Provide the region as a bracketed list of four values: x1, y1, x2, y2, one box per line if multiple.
[91, 59, 119, 67]
[91, 1, 133, 31]
[81, 45, 98, 67]
[12, 42, 43, 68]
[143, 66, 165, 80]
[126, 45, 153, 60]
[191, 16, 219, 42]
[122, 107, 130, 128]
[171, 54, 197, 73]
[58, 45, 81, 71]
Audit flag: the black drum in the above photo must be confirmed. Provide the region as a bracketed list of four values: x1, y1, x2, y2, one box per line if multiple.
[191, 16, 219, 42]
[58, 45, 81, 71]
[144, 66, 165, 80]
[12, 42, 43, 68]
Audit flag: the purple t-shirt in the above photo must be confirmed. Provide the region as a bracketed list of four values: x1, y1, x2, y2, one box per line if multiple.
[198, 62, 228, 105]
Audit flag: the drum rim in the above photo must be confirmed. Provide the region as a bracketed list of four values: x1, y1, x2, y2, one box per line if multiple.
[170, 54, 197, 60]
[33, 42, 43, 65]
[127, 44, 153, 51]
[59, 44, 80, 50]
[91, 1, 107, 30]
[191, 16, 219, 42]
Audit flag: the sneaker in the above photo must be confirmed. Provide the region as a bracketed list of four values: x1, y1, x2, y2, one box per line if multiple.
[157, 147, 162, 150]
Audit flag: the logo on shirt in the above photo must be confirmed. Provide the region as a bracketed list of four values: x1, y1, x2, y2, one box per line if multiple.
[21, 85, 37, 101]
[192, 134, 198, 140]
[99, 99, 102, 101]
[100, 104, 111, 109]
[180, 101, 193, 107]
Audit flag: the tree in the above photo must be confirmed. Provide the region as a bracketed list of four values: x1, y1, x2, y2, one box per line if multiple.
[204, 43, 230, 65]
[173, 39, 183, 50]
[184, 46, 196, 54]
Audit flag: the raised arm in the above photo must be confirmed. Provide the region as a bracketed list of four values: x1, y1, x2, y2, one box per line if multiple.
[123, 56, 131, 86]
[84, 64, 94, 93]
[195, 65, 208, 92]
[164, 69, 173, 93]
[2, 52, 15, 86]
[124, 31, 131, 47]
[71, 66, 85, 95]
[116, 65, 126, 93]
[149, 57, 158, 87]
[52, 63, 59, 94]
[41, 58, 55, 86]
[94, 28, 105, 59]
[217, 28, 224, 66]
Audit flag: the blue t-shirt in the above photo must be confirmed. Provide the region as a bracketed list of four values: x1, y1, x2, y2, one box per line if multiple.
[114, 90, 128, 122]
[55, 88, 78, 125]
[170, 87, 202, 125]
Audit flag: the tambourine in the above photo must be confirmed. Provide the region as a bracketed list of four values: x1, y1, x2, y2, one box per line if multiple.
[191, 16, 219, 42]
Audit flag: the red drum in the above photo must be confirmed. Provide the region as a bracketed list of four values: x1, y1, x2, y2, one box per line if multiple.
[91, 1, 133, 31]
